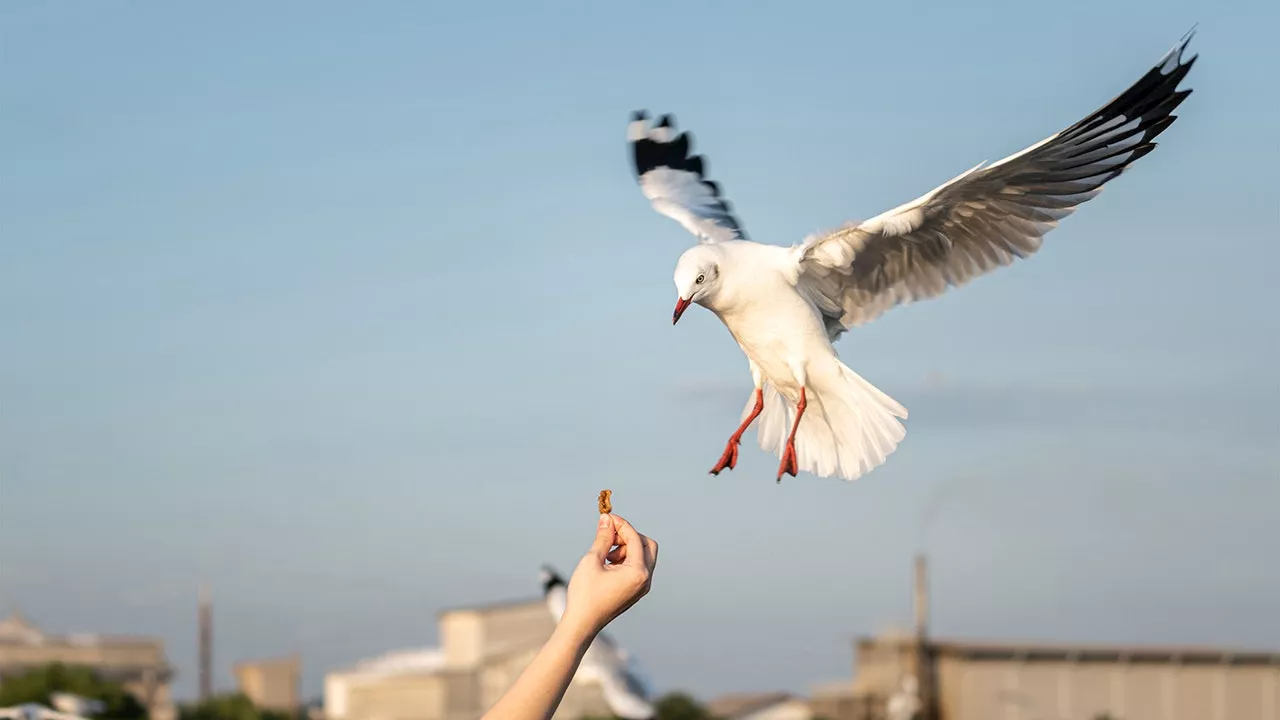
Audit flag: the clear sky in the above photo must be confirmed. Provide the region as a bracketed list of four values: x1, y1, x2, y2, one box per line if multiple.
[2, 0, 1278, 704]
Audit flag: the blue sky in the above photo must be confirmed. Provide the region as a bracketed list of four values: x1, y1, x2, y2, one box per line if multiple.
[2, 0, 1277, 704]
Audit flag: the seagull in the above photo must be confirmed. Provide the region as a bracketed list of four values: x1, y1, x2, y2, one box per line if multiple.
[629, 30, 1197, 482]
[539, 566, 655, 719]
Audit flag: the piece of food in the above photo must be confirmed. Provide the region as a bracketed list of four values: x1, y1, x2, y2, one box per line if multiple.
[598, 489, 612, 514]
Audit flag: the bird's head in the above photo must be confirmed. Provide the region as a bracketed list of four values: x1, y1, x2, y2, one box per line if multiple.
[672, 245, 723, 324]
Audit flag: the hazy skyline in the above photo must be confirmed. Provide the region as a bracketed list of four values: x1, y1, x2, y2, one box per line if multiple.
[2, 0, 1277, 703]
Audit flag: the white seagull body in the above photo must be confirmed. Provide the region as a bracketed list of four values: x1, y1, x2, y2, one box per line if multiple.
[539, 566, 655, 719]
[630, 31, 1197, 482]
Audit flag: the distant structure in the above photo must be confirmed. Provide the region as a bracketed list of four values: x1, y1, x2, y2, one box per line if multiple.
[198, 584, 212, 701]
[913, 555, 928, 636]
[234, 655, 300, 714]
[706, 692, 812, 720]
[810, 555, 1280, 720]
[323, 598, 617, 720]
[0, 611, 175, 720]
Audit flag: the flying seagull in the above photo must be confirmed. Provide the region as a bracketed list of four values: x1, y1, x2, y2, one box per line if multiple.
[539, 566, 655, 719]
[629, 30, 1197, 482]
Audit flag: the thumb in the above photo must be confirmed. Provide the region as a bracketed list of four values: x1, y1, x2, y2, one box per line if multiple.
[588, 514, 615, 559]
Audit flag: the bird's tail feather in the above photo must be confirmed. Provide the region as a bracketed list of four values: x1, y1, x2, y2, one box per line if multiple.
[747, 360, 907, 481]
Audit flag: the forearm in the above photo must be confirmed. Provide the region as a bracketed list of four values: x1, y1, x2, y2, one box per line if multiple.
[480, 615, 597, 720]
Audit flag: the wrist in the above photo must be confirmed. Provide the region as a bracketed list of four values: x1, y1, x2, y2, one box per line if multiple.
[555, 609, 601, 646]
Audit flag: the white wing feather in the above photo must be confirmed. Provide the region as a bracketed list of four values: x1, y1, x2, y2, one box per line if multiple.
[795, 30, 1197, 337]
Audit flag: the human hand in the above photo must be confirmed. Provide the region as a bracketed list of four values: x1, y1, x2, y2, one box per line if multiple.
[563, 513, 658, 636]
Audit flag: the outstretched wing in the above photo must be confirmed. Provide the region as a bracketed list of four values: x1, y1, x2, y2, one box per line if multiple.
[628, 111, 749, 244]
[795, 29, 1197, 338]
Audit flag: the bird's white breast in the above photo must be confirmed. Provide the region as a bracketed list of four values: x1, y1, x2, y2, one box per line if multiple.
[712, 265, 835, 397]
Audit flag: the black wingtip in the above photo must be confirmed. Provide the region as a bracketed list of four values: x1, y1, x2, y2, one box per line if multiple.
[1179, 24, 1197, 59]
[1166, 24, 1198, 69]
[625, 110, 750, 241]
[1181, 22, 1198, 46]
[540, 565, 565, 591]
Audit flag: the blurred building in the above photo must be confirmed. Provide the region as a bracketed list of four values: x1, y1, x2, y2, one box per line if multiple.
[235, 655, 301, 713]
[810, 556, 1280, 720]
[0, 611, 176, 720]
[323, 598, 616, 720]
[707, 692, 812, 720]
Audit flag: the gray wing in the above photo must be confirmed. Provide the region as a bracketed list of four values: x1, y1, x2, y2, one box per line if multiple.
[796, 29, 1197, 339]
[629, 111, 749, 244]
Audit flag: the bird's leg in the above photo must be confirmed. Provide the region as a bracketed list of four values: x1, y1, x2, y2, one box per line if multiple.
[710, 389, 764, 475]
[710, 363, 765, 475]
[777, 387, 807, 482]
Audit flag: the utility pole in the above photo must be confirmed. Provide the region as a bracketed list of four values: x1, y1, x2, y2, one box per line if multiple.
[913, 555, 929, 638]
[913, 555, 937, 720]
[199, 584, 212, 701]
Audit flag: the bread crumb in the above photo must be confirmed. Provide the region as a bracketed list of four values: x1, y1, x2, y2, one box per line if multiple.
[598, 489, 612, 514]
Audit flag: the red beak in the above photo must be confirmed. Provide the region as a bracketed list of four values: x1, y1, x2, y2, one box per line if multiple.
[673, 297, 691, 325]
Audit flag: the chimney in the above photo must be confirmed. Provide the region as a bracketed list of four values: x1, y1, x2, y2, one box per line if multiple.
[912, 554, 938, 720]
[199, 584, 212, 701]
[913, 554, 928, 639]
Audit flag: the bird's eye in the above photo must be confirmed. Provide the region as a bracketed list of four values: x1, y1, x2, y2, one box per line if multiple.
[695, 274, 706, 285]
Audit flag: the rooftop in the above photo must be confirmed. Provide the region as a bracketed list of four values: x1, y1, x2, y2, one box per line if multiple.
[707, 692, 802, 718]
[233, 655, 301, 673]
[857, 635, 1280, 666]
[435, 596, 544, 618]
[0, 612, 163, 651]
[332, 648, 446, 679]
